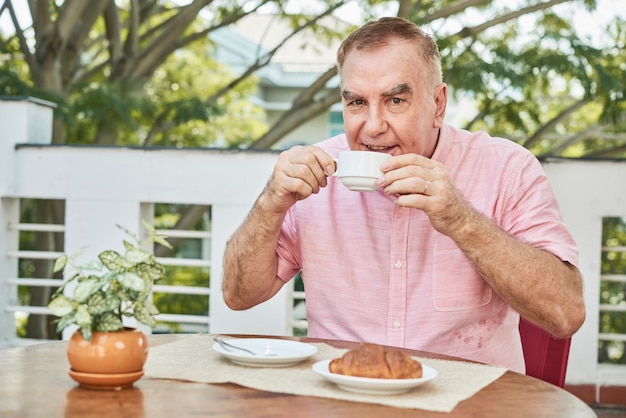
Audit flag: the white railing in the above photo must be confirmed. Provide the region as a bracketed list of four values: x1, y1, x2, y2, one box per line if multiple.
[153, 226, 212, 329]
[1, 97, 625, 389]
[4, 223, 62, 318]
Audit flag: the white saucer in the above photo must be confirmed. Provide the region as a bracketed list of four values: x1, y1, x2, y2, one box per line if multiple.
[312, 360, 437, 395]
[212, 338, 318, 367]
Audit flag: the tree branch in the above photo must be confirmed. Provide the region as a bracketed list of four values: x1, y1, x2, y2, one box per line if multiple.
[174, 4, 262, 48]
[426, 0, 492, 22]
[29, 0, 50, 46]
[56, 0, 92, 41]
[124, 0, 141, 59]
[539, 124, 607, 157]
[523, 97, 592, 149]
[104, 0, 124, 72]
[60, 0, 109, 88]
[582, 142, 626, 159]
[154, 205, 210, 258]
[204, 2, 345, 116]
[123, 0, 213, 80]
[292, 65, 338, 108]
[453, 0, 570, 38]
[249, 87, 340, 150]
[5, 0, 35, 71]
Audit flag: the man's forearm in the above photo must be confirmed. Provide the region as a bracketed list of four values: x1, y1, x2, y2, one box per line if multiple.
[222, 192, 288, 310]
[453, 208, 585, 338]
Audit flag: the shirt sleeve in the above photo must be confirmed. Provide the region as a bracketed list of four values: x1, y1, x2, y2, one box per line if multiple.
[500, 152, 579, 268]
[275, 206, 302, 283]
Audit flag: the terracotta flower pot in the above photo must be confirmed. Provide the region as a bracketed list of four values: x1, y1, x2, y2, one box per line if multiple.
[67, 328, 148, 390]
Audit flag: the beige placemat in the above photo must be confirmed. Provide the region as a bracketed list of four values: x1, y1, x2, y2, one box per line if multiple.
[144, 334, 506, 412]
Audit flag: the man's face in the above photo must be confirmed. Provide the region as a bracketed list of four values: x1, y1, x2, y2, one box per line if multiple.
[340, 38, 446, 158]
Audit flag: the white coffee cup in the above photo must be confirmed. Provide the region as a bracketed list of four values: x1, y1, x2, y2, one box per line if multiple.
[333, 151, 390, 192]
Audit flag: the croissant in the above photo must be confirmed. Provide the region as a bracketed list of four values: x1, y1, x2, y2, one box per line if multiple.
[329, 343, 422, 379]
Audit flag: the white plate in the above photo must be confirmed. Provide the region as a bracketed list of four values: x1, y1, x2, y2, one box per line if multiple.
[312, 359, 437, 395]
[212, 338, 318, 367]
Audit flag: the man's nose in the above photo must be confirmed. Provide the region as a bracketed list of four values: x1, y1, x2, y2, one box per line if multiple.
[364, 106, 388, 137]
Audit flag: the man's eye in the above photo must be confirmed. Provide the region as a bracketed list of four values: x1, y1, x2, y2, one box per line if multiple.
[354, 99, 364, 105]
[391, 97, 403, 104]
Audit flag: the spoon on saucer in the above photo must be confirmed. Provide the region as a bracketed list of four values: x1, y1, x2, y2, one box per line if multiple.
[214, 337, 277, 356]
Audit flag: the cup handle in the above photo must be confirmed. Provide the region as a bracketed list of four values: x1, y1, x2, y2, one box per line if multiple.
[330, 158, 338, 177]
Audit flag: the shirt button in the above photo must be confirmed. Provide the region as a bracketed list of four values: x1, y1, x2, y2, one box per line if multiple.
[394, 260, 402, 268]
[393, 320, 401, 329]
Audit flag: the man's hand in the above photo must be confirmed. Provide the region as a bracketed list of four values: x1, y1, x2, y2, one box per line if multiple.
[264, 146, 337, 214]
[378, 153, 472, 236]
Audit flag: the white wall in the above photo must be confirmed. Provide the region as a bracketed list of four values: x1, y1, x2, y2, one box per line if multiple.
[12, 145, 294, 337]
[543, 159, 626, 385]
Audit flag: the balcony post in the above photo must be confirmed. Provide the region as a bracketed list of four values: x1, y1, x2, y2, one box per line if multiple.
[0, 97, 55, 346]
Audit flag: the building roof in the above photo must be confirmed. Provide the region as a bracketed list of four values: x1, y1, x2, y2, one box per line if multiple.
[211, 13, 349, 87]
[228, 13, 345, 73]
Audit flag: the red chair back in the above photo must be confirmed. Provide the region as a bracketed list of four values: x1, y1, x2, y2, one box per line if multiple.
[519, 317, 572, 388]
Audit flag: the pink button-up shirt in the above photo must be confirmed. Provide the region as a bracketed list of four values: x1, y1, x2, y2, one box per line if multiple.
[275, 123, 578, 372]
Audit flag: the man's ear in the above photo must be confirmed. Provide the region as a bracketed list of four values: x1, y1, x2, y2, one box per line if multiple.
[433, 83, 447, 128]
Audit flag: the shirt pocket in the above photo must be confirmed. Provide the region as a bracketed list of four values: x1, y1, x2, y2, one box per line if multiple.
[432, 241, 493, 311]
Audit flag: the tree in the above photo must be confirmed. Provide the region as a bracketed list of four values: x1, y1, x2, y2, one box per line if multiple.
[252, 0, 626, 156]
[0, 0, 355, 147]
[427, 0, 626, 158]
[1, 1, 623, 153]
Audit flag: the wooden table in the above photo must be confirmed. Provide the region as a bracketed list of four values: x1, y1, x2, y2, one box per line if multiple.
[0, 334, 597, 417]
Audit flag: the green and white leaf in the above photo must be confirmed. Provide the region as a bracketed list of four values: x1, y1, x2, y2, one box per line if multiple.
[133, 302, 157, 327]
[52, 254, 68, 273]
[87, 291, 121, 315]
[154, 235, 172, 249]
[145, 300, 160, 315]
[80, 327, 92, 341]
[117, 272, 145, 293]
[99, 250, 126, 270]
[55, 314, 76, 333]
[135, 263, 165, 283]
[117, 224, 140, 243]
[73, 277, 102, 303]
[125, 249, 151, 264]
[68, 246, 88, 260]
[77, 259, 103, 271]
[75, 305, 93, 330]
[122, 240, 136, 252]
[95, 312, 123, 332]
[48, 295, 75, 317]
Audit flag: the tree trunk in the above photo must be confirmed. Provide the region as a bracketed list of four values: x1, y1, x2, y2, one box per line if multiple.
[154, 205, 210, 258]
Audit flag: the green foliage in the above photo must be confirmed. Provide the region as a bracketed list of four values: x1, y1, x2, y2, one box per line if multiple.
[151, 204, 211, 332]
[153, 265, 210, 329]
[47, 221, 171, 341]
[134, 45, 267, 148]
[65, 81, 147, 145]
[433, 2, 625, 157]
[2, 1, 623, 154]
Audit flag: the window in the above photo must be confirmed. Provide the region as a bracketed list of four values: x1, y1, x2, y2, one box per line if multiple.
[8, 198, 65, 341]
[598, 217, 626, 365]
[151, 203, 212, 334]
[329, 111, 344, 138]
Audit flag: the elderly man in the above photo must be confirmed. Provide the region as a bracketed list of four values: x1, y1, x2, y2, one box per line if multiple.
[222, 17, 585, 373]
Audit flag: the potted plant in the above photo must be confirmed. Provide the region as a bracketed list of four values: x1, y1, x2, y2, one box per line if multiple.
[48, 220, 171, 389]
